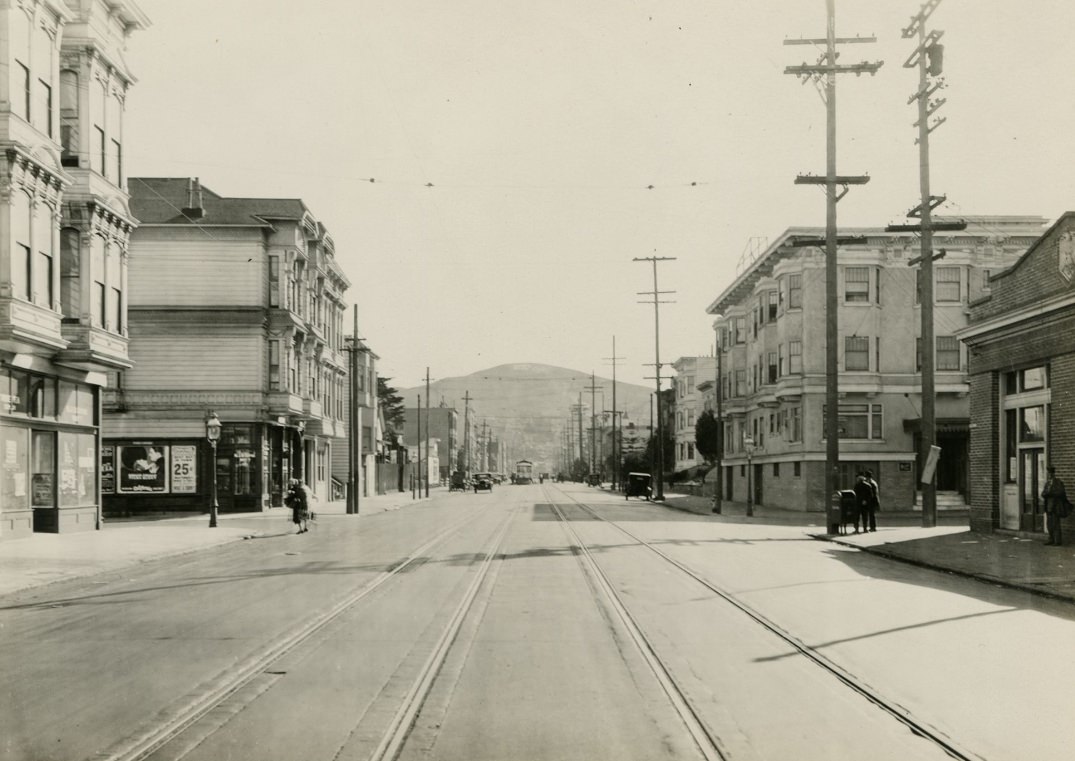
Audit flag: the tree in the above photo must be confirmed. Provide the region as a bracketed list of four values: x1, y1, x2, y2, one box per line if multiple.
[377, 377, 406, 433]
[695, 409, 721, 464]
[644, 425, 675, 475]
[570, 457, 589, 482]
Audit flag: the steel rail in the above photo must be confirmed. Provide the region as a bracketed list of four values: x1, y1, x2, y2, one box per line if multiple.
[93, 505, 496, 761]
[362, 507, 517, 761]
[554, 486, 984, 761]
[543, 486, 729, 761]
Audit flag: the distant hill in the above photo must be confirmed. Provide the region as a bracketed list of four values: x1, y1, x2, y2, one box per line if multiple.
[397, 363, 655, 474]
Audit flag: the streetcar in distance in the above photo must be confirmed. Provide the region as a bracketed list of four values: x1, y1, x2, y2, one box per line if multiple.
[513, 460, 534, 484]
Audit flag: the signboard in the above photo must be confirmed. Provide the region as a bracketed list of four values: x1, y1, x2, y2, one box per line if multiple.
[171, 445, 197, 494]
[101, 445, 115, 493]
[921, 445, 942, 485]
[117, 445, 169, 493]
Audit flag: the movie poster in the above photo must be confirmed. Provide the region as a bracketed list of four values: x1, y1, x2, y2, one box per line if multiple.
[117, 445, 169, 493]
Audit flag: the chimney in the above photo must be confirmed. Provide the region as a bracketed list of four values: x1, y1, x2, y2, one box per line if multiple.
[181, 177, 204, 220]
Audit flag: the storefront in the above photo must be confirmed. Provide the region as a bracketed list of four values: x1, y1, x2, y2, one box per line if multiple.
[961, 213, 1075, 535]
[102, 421, 305, 516]
[1, 365, 101, 538]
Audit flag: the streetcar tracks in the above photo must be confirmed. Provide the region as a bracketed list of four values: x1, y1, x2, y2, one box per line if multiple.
[549, 486, 985, 761]
[547, 499, 730, 761]
[94, 506, 495, 761]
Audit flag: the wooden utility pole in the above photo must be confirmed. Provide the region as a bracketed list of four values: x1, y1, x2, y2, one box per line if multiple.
[345, 306, 362, 514]
[585, 373, 602, 477]
[463, 390, 471, 478]
[886, 0, 964, 527]
[604, 337, 626, 490]
[785, 0, 881, 520]
[713, 328, 724, 514]
[424, 368, 431, 497]
[635, 255, 675, 501]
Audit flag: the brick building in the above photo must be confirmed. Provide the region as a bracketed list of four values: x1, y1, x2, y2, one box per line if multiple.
[705, 218, 1045, 512]
[960, 213, 1075, 537]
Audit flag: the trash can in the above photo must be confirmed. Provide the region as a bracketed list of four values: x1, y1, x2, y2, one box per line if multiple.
[828, 490, 859, 534]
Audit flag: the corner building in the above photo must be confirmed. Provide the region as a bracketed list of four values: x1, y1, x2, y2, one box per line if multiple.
[705, 217, 1044, 512]
[101, 178, 350, 515]
[960, 213, 1075, 538]
[1, 0, 147, 538]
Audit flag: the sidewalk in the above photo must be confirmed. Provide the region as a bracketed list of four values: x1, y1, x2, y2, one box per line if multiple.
[0, 489, 433, 598]
[657, 490, 1075, 604]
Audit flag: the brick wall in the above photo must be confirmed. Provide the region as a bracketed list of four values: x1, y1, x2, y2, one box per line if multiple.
[968, 372, 1000, 532]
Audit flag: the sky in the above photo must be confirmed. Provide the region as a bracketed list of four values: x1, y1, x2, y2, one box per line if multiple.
[123, 0, 1075, 389]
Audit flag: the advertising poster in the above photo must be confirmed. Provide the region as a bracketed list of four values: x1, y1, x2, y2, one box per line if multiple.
[118, 444, 169, 493]
[101, 445, 115, 493]
[171, 446, 197, 494]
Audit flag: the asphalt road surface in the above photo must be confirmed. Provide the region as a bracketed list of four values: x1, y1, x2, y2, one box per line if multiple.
[2, 483, 1072, 760]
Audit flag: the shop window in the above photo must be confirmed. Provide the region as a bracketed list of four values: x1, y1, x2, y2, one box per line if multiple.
[29, 375, 56, 419]
[1, 425, 29, 510]
[58, 380, 95, 425]
[59, 432, 96, 507]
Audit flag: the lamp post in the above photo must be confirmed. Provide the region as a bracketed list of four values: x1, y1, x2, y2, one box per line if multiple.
[205, 411, 222, 528]
[743, 434, 755, 517]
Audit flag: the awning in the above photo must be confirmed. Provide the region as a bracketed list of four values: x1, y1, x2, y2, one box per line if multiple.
[903, 418, 969, 434]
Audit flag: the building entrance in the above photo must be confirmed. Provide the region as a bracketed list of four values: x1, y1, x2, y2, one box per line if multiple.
[1019, 448, 1046, 533]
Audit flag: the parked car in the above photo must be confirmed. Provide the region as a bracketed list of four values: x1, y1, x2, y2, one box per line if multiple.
[473, 472, 494, 493]
[625, 472, 652, 501]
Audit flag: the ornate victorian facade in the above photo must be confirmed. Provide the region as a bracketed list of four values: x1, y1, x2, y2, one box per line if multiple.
[1, 0, 147, 539]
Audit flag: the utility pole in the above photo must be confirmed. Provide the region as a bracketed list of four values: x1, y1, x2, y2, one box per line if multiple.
[634, 255, 675, 501]
[416, 393, 422, 499]
[585, 373, 602, 477]
[604, 337, 626, 490]
[886, 0, 963, 528]
[463, 390, 471, 479]
[713, 326, 724, 514]
[481, 420, 489, 471]
[344, 306, 362, 515]
[424, 368, 431, 497]
[785, 1, 881, 519]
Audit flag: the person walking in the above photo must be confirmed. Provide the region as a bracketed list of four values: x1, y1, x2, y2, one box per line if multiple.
[852, 471, 870, 534]
[1041, 465, 1069, 546]
[285, 479, 310, 533]
[861, 469, 880, 533]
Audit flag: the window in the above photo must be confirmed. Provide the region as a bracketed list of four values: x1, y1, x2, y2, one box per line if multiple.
[788, 273, 802, 309]
[937, 336, 960, 371]
[687, 442, 694, 460]
[767, 352, 778, 384]
[768, 291, 778, 321]
[1, 424, 29, 510]
[1020, 406, 1045, 442]
[778, 344, 785, 377]
[12, 191, 32, 301]
[789, 341, 802, 374]
[687, 409, 695, 426]
[734, 370, 745, 397]
[105, 244, 121, 332]
[936, 266, 960, 302]
[1005, 409, 1017, 483]
[34, 204, 54, 308]
[845, 336, 870, 371]
[17, 62, 31, 121]
[60, 70, 79, 166]
[789, 406, 801, 442]
[90, 237, 106, 326]
[37, 80, 52, 136]
[111, 139, 122, 184]
[734, 316, 746, 343]
[94, 126, 106, 176]
[59, 228, 81, 318]
[824, 403, 883, 440]
[31, 431, 56, 507]
[773, 462, 780, 477]
[981, 269, 992, 292]
[793, 461, 801, 477]
[845, 267, 870, 303]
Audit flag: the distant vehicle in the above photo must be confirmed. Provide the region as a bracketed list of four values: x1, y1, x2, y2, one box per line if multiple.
[473, 472, 494, 492]
[514, 460, 534, 485]
[449, 471, 467, 492]
[625, 472, 652, 501]
[586, 473, 601, 487]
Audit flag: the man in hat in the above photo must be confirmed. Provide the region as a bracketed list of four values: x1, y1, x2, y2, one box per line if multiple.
[1042, 465, 1069, 546]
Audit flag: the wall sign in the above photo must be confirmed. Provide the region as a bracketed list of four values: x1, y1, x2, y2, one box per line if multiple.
[171, 445, 197, 494]
[117, 445, 169, 493]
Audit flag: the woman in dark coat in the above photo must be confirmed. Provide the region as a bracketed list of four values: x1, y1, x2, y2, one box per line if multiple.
[285, 479, 309, 533]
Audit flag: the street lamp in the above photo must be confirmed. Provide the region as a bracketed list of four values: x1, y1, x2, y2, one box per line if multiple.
[743, 434, 756, 517]
[205, 411, 222, 528]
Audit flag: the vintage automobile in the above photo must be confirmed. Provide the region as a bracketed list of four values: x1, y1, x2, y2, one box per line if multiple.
[473, 472, 494, 493]
[625, 472, 652, 501]
[449, 471, 467, 492]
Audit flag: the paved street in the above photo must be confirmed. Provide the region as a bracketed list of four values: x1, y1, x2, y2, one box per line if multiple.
[2, 484, 1074, 760]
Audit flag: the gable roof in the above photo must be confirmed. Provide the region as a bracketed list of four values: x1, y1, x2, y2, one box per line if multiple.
[129, 178, 310, 227]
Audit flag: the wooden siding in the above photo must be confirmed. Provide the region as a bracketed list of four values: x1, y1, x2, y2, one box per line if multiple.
[125, 327, 263, 390]
[128, 237, 266, 307]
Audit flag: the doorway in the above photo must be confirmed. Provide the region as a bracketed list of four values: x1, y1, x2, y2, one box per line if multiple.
[1019, 448, 1045, 532]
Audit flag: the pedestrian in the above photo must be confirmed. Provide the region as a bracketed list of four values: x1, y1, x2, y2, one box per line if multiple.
[1041, 465, 1069, 546]
[861, 469, 880, 532]
[852, 471, 870, 533]
[284, 479, 309, 533]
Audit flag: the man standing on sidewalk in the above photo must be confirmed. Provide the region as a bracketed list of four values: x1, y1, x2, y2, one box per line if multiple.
[1042, 465, 1069, 546]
